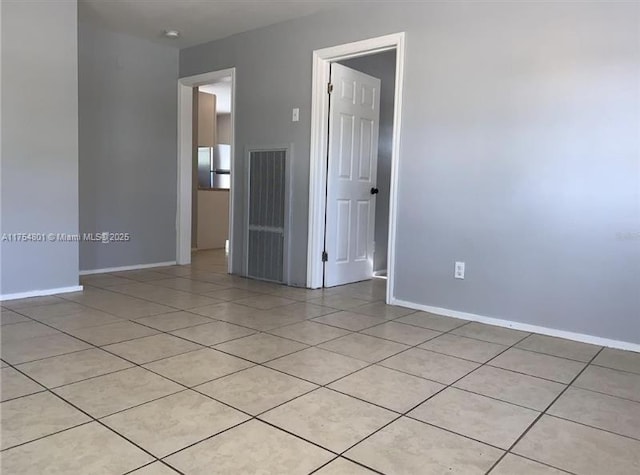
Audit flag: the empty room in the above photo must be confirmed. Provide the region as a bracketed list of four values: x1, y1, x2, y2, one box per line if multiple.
[1, 0, 639, 474]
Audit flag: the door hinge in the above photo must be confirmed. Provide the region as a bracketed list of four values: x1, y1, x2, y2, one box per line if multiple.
[322, 251, 328, 262]
[327, 82, 333, 94]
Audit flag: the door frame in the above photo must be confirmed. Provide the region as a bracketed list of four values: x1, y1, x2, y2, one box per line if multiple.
[177, 68, 236, 272]
[306, 33, 405, 304]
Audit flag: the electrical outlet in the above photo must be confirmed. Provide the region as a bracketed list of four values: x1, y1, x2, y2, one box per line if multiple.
[292, 108, 300, 122]
[454, 261, 465, 279]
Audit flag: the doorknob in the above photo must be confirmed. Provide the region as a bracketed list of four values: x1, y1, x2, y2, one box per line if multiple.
[370, 187, 379, 195]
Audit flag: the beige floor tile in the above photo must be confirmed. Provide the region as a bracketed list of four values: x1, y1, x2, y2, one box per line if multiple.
[1, 392, 91, 449]
[66, 320, 159, 347]
[1, 333, 91, 365]
[396, 311, 468, 332]
[2, 295, 65, 310]
[513, 415, 640, 475]
[267, 286, 326, 301]
[147, 277, 227, 294]
[336, 283, 386, 302]
[548, 387, 640, 440]
[409, 387, 539, 449]
[0, 309, 30, 325]
[17, 348, 133, 388]
[102, 390, 248, 457]
[329, 365, 444, 413]
[516, 334, 602, 362]
[593, 347, 640, 374]
[490, 348, 586, 383]
[7, 254, 636, 473]
[312, 311, 386, 331]
[573, 365, 640, 402]
[152, 293, 224, 310]
[189, 301, 260, 319]
[314, 458, 377, 474]
[491, 454, 567, 475]
[134, 311, 212, 331]
[80, 273, 134, 288]
[452, 322, 530, 346]
[266, 347, 369, 385]
[214, 333, 307, 363]
[263, 301, 337, 319]
[454, 366, 565, 411]
[381, 348, 479, 384]
[54, 367, 182, 418]
[215, 311, 308, 331]
[107, 302, 178, 319]
[319, 333, 409, 363]
[0, 321, 60, 341]
[307, 294, 371, 310]
[170, 320, 256, 345]
[130, 462, 180, 474]
[419, 333, 507, 363]
[103, 333, 201, 364]
[341, 291, 386, 303]
[201, 288, 266, 301]
[165, 419, 333, 474]
[361, 321, 441, 345]
[144, 348, 253, 386]
[261, 388, 396, 452]
[345, 416, 502, 474]
[267, 321, 350, 345]
[351, 302, 415, 320]
[1, 367, 44, 401]
[197, 365, 317, 414]
[0, 422, 153, 474]
[18, 301, 92, 320]
[233, 279, 283, 293]
[110, 269, 170, 282]
[234, 295, 296, 310]
[44, 311, 123, 331]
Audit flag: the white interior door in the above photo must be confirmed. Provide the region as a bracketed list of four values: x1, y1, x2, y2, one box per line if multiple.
[324, 63, 381, 287]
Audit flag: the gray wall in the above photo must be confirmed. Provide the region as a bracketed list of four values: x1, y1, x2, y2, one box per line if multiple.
[180, 1, 640, 343]
[78, 22, 179, 271]
[340, 51, 396, 273]
[0, 0, 79, 295]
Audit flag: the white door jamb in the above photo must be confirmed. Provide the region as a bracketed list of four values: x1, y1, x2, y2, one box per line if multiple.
[177, 68, 236, 272]
[306, 33, 405, 305]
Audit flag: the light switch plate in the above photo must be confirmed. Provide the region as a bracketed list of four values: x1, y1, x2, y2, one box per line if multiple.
[292, 108, 299, 122]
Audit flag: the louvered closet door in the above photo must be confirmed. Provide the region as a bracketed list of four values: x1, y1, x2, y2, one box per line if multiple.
[247, 149, 286, 283]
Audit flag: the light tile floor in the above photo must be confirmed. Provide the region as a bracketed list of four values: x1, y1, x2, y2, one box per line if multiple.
[2, 250, 640, 474]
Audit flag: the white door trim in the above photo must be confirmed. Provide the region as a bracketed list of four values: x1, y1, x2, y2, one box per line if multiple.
[307, 32, 405, 304]
[177, 68, 236, 271]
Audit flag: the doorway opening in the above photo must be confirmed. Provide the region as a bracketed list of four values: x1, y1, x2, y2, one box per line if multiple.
[307, 33, 405, 303]
[177, 68, 235, 272]
[193, 78, 232, 260]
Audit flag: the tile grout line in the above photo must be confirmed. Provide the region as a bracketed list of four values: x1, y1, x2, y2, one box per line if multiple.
[483, 345, 607, 475]
[0, 366, 175, 474]
[4, 289, 391, 472]
[0, 310, 610, 475]
[319, 328, 536, 473]
[4, 273, 636, 474]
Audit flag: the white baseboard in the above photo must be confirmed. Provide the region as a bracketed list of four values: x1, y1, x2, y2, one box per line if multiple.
[79, 261, 177, 276]
[391, 297, 640, 353]
[1, 285, 84, 301]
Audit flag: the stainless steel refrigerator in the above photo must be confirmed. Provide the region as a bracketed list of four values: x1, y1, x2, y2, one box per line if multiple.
[198, 144, 231, 189]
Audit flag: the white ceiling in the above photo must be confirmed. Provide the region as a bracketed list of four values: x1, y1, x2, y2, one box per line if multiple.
[199, 78, 232, 113]
[79, 0, 365, 49]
